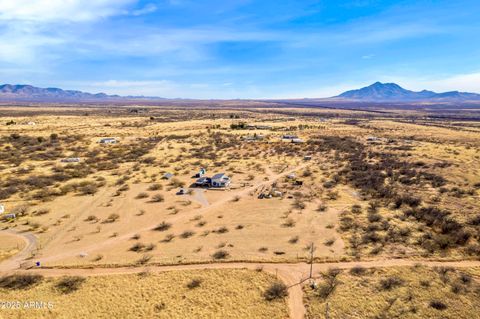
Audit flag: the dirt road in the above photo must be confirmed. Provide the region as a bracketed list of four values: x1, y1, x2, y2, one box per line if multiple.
[5, 257, 480, 319]
[0, 229, 37, 272]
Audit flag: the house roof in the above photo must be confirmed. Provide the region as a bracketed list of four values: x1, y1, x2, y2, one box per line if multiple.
[162, 172, 174, 179]
[212, 173, 227, 180]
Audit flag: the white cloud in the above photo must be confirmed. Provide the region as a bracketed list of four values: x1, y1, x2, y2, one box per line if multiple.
[0, 0, 136, 22]
[132, 3, 157, 16]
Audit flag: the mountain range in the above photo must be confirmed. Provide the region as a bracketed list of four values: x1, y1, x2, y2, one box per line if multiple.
[1, 82, 480, 103]
[335, 82, 480, 101]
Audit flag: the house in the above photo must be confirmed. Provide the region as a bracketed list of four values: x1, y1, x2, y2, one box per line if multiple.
[304, 155, 312, 160]
[195, 176, 211, 187]
[283, 134, 298, 140]
[366, 136, 379, 142]
[61, 157, 80, 163]
[99, 137, 117, 144]
[162, 172, 174, 180]
[0, 204, 4, 214]
[291, 138, 304, 143]
[211, 173, 231, 188]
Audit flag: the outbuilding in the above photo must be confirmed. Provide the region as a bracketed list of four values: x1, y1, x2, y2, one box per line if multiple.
[99, 138, 117, 144]
[162, 172, 174, 180]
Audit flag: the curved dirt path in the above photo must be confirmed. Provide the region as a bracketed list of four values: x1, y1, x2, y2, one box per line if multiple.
[0, 229, 37, 272]
[7, 259, 480, 319]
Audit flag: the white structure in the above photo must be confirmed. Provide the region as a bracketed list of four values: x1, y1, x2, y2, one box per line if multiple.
[61, 157, 80, 163]
[0, 204, 4, 214]
[99, 138, 117, 144]
[211, 173, 231, 188]
[283, 134, 298, 140]
[291, 138, 304, 143]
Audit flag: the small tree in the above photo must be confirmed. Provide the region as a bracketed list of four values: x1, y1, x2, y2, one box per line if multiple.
[264, 282, 288, 301]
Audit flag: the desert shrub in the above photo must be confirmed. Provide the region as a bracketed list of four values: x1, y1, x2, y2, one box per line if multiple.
[429, 300, 447, 310]
[264, 282, 288, 301]
[282, 218, 296, 227]
[186, 278, 202, 289]
[212, 250, 229, 259]
[349, 265, 366, 276]
[288, 236, 299, 244]
[130, 242, 146, 252]
[154, 221, 172, 231]
[379, 276, 404, 290]
[84, 215, 98, 222]
[33, 208, 50, 216]
[161, 234, 175, 242]
[104, 213, 120, 223]
[351, 204, 362, 214]
[180, 230, 195, 238]
[136, 254, 152, 265]
[367, 212, 382, 223]
[148, 183, 162, 191]
[136, 192, 149, 199]
[79, 184, 98, 195]
[293, 199, 306, 210]
[131, 233, 141, 240]
[215, 226, 229, 234]
[0, 274, 43, 290]
[317, 268, 342, 299]
[317, 203, 327, 212]
[55, 276, 86, 294]
[169, 178, 185, 188]
[150, 194, 164, 202]
[324, 238, 335, 246]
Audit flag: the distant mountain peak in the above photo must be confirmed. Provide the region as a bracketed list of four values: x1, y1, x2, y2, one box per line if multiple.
[0, 83, 162, 102]
[335, 82, 480, 101]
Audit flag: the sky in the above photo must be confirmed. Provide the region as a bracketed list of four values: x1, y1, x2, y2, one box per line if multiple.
[0, 0, 480, 99]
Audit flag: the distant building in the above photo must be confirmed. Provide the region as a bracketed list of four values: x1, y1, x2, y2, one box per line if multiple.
[99, 137, 117, 144]
[304, 155, 312, 160]
[61, 157, 80, 163]
[283, 134, 298, 140]
[162, 172, 174, 180]
[291, 138, 304, 143]
[211, 173, 231, 188]
[0, 204, 4, 214]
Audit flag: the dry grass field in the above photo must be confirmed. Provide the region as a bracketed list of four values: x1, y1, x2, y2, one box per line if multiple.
[0, 268, 288, 318]
[0, 233, 25, 262]
[303, 265, 480, 319]
[0, 105, 479, 318]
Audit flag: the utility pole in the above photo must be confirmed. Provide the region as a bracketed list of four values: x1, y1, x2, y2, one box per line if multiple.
[325, 302, 330, 319]
[309, 242, 315, 279]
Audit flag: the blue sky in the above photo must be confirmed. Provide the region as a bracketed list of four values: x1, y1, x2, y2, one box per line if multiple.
[1, 0, 479, 98]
